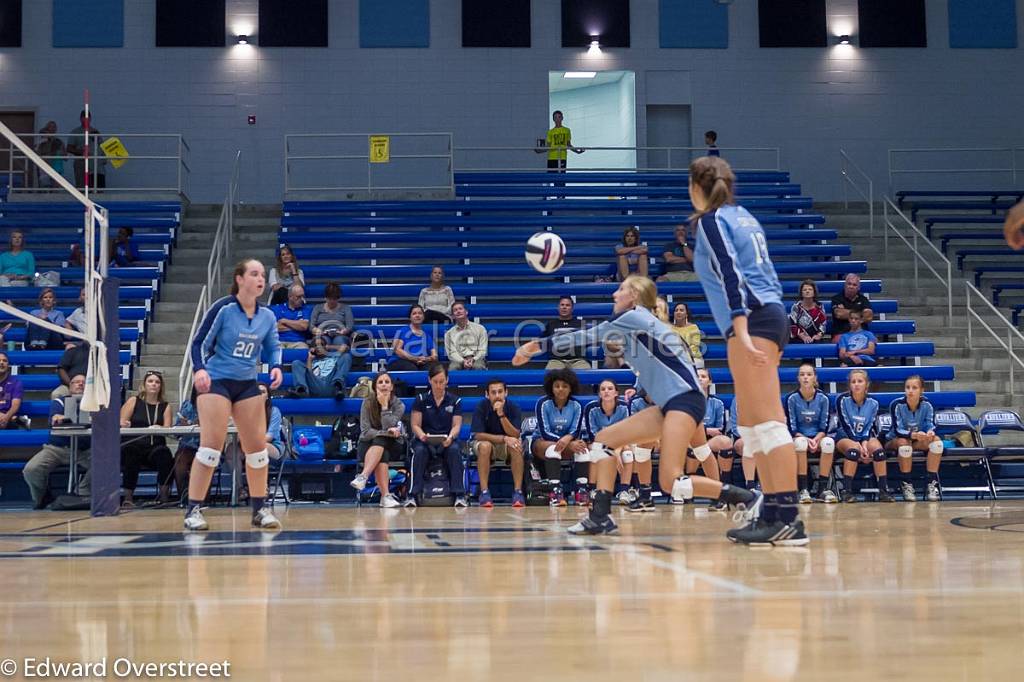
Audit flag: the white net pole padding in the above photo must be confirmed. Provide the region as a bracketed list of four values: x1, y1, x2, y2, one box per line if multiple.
[0, 118, 111, 410]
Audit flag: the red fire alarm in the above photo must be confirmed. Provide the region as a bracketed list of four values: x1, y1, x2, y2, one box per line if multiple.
[247, 115, 257, 125]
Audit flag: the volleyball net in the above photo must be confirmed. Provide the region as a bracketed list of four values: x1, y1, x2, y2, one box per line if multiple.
[0, 111, 112, 412]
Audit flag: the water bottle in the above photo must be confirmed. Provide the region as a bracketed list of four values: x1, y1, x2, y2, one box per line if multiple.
[299, 433, 309, 447]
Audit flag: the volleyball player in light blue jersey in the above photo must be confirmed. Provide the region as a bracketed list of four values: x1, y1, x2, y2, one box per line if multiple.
[785, 363, 836, 504]
[834, 369, 889, 504]
[183, 259, 284, 532]
[514, 275, 758, 535]
[581, 380, 631, 507]
[689, 155, 807, 547]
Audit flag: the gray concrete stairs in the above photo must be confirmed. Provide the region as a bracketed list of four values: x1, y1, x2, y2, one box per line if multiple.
[823, 208, 1024, 425]
[136, 204, 282, 404]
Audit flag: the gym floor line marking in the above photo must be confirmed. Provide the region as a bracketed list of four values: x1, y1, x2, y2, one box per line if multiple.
[633, 552, 762, 595]
[3, 584, 1023, 610]
[19, 515, 93, 534]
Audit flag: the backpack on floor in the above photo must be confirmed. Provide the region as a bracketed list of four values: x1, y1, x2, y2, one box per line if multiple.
[419, 458, 452, 506]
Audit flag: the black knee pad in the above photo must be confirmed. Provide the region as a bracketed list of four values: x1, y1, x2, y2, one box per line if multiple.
[686, 449, 696, 460]
[718, 449, 735, 460]
[872, 449, 887, 462]
[844, 449, 860, 462]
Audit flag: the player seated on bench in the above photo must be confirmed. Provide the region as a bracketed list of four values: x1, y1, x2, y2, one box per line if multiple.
[835, 369, 891, 503]
[22, 374, 91, 509]
[884, 375, 944, 502]
[471, 378, 524, 508]
[530, 368, 587, 507]
[408, 364, 466, 508]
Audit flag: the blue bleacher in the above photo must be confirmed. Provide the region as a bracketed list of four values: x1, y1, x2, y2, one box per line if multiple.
[285, 279, 881, 300]
[286, 261, 866, 281]
[282, 197, 810, 215]
[291, 244, 850, 262]
[454, 171, 791, 184]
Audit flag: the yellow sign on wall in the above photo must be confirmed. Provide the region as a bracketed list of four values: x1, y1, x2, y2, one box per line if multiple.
[369, 135, 390, 163]
[99, 136, 129, 169]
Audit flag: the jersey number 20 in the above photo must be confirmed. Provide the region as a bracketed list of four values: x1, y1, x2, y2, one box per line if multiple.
[232, 341, 255, 359]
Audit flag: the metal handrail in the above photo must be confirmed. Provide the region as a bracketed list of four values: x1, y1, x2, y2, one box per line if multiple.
[179, 151, 240, 399]
[840, 149, 874, 237]
[454, 145, 782, 172]
[888, 146, 1020, 195]
[965, 280, 1024, 397]
[6, 132, 191, 197]
[285, 132, 454, 196]
[882, 197, 953, 323]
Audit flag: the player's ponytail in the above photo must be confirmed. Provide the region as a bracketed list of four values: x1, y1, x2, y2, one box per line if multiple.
[689, 156, 735, 218]
[622, 274, 658, 311]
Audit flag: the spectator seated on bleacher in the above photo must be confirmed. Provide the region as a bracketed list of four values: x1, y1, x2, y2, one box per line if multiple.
[0, 231, 36, 287]
[471, 378, 525, 508]
[23, 374, 91, 510]
[408, 364, 467, 508]
[350, 372, 407, 508]
[272, 284, 313, 350]
[444, 300, 488, 371]
[837, 311, 877, 367]
[309, 281, 354, 350]
[789, 279, 827, 344]
[54, 340, 89, 398]
[268, 245, 305, 305]
[883, 375, 944, 502]
[418, 265, 455, 324]
[542, 296, 589, 371]
[670, 302, 703, 365]
[110, 227, 144, 267]
[24, 288, 67, 351]
[529, 368, 587, 507]
[290, 335, 351, 399]
[173, 398, 200, 496]
[65, 287, 86, 338]
[0, 351, 27, 429]
[118, 370, 173, 508]
[656, 224, 697, 283]
[615, 226, 649, 281]
[389, 305, 438, 372]
[830, 273, 873, 340]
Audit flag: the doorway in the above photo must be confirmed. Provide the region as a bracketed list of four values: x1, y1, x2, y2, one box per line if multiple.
[645, 105, 691, 170]
[0, 111, 36, 189]
[548, 71, 636, 170]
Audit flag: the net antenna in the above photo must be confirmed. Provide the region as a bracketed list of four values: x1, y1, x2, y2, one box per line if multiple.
[0, 92, 111, 410]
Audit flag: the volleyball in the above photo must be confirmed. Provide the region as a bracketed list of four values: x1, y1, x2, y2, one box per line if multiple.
[525, 232, 566, 273]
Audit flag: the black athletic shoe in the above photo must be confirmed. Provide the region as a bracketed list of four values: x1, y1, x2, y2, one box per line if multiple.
[567, 515, 619, 535]
[708, 500, 728, 512]
[732, 519, 809, 547]
[877, 489, 896, 503]
[841, 492, 859, 503]
[727, 518, 759, 544]
[626, 496, 656, 513]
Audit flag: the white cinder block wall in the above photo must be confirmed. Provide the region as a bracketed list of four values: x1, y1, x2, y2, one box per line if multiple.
[1, 0, 1021, 203]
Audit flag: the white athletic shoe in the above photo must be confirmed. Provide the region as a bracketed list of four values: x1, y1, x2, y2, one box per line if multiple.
[900, 481, 917, 502]
[926, 481, 941, 501]
[350, 474, 368, 491]
[616, 488, 638, 505]
[380, 494, 400, 508]
[252, 507, 282, 529]
[183, 507, 209, 531]
[798, 489, 813, 504]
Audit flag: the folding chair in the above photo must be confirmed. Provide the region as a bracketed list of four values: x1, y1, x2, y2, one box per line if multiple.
[978, 409, 1024, 498]
[268, 417, 296, 506]
[932, 409, 992, 498]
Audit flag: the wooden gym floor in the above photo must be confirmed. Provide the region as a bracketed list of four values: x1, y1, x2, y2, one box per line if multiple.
[0, 501, 1022, 681]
